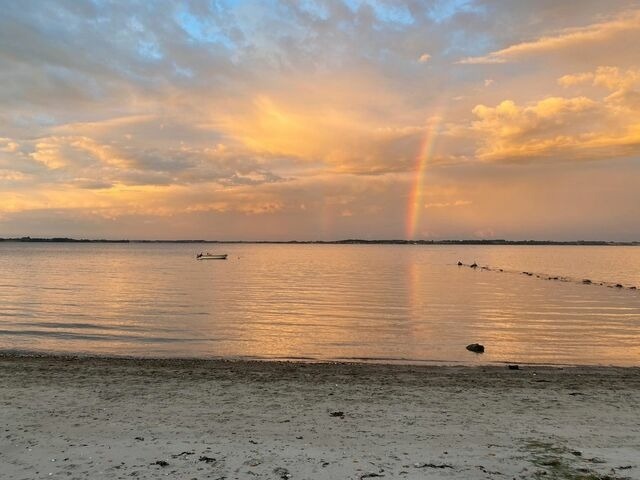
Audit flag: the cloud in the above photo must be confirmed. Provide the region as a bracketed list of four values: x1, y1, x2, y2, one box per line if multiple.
[458, 9, 640, 64]
[1, 1, 640, 239]
[0, 137, 19, 153]
[557, 72, 595, 88]
[470, 69, 640, 163]
[424, 199, 471, 209]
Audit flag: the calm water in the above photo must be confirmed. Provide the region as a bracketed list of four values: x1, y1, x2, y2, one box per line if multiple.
[0, 243, 639, 366]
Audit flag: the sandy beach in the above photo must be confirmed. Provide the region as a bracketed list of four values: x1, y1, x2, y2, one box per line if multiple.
[1, 355, 639, 480]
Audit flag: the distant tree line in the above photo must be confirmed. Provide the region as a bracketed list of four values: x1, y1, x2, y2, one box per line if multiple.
[1, 237, 638, 245]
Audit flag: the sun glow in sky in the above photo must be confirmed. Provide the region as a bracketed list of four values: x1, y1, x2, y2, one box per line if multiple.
[1, 0, 640, 240]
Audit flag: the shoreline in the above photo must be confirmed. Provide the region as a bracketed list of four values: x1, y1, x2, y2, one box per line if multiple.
[2, 350, 638, 369]
[2, 355, 639, 479]
[3, 238, 640, 245]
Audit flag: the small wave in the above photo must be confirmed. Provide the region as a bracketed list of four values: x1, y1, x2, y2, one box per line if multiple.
[0, 329, 204, 344]
[9, 321, 155, 333]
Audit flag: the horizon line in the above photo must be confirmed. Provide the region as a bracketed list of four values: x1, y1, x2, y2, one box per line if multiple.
[1, 237, 639, 245]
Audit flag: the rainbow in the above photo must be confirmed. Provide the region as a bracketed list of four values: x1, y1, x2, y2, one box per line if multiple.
[406, 113, 443, 239]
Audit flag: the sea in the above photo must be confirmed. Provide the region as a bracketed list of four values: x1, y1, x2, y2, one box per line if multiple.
[0, 242, 639, 366]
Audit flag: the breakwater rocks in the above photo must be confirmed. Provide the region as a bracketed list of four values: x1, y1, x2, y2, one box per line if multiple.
[457, 261, 638, 291]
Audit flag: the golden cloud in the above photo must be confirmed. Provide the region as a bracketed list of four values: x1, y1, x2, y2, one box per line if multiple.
[470, 81, 640, 162]
[458, 10, 640, 64]
[0, 138, 19, 153]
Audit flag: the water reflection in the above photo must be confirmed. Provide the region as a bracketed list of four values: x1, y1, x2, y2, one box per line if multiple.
[0, 243, 639, 365]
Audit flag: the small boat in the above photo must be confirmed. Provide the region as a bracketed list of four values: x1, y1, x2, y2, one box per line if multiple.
[196, 253, 228, 260]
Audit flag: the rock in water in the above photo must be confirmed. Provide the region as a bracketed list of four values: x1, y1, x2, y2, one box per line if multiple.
[466, 343, 485, 353]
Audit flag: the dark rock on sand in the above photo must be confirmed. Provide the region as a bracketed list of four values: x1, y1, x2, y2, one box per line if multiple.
[470, 263, 478, 268]
[582, 279, 592, 284]
[466, 343, 485, 353]
[198, 455, 217, 464]
[457, 261, 463, 266]
[615, 284, 624, 288]
[171, 451, 194, 458]
[152, 460, 169, 467]
[414, 462, 453, 469]
[508, 365, 519, 370]
[274, 466, 291, 479]
[360, 473, 384, 479]
[330, 411, 345, 418]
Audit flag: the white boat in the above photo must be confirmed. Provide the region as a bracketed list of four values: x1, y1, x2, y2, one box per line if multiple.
[196, 253, 228, 260]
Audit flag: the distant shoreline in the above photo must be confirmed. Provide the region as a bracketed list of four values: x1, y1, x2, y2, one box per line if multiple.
[1, 237, 639, 246]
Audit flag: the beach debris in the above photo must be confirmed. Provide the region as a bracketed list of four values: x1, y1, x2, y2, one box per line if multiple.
[522, 271, 533, 276]
[630, 286, 637, 290]
[508, 365, 520, 370]
[134, 436, 144, 441]
[152, 460, 169, 467]
[414, 462, 453, 469]
[582, 279, 592, 284]
[457, 261, 463, 266]
[171, 451, 194, 458]
[360, 473, 385, 479]
[470, 262, 478, 268]
[199, 455, 217, 464]
[570, 450, 582, 457]
[477, 465, 502, 475]
[587, 457, 606, 464]
[273, 466, 291, 479]
[615, 284, 624, 288]
[329, 411, 345, 418]
[466, 343, 485, 353]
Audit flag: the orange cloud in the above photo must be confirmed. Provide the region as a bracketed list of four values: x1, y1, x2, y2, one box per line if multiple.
[424, 200, 472, 209]
[458, 10, 640, 64]
[0, 138, 19, 153]
[29, 136, 132, 170]
[470, 84, 640, 162]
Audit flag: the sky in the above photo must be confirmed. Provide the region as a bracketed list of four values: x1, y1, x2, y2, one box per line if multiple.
[1, 0, 640, 241]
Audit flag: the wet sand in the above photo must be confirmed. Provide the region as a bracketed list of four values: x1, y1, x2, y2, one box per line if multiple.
[1, 355, 639, 479]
